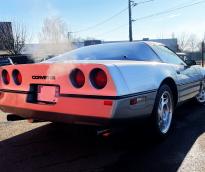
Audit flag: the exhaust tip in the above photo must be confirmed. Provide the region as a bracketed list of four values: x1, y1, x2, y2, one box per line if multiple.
[7, 114, 25, 121]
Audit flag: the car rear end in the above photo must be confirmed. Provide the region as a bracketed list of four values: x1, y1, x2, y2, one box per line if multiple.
[0, 61, 157, 126]
[0, 63, 119, 126]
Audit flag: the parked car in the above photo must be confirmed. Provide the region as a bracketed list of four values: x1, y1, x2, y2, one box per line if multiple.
[176, 52, 187, 61]
[0, 41, 204, 138]
[0, 57, 13, 66]
[0, 55, 34, 66]
[177, 52, 200, 67]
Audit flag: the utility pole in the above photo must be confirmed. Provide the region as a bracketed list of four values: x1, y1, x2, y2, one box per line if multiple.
[128, 0, 133, 42]
[202, 41, 205, 67]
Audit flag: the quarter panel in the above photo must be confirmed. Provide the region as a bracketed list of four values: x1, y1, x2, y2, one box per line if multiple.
[110, 61, 178, 95]
[112, 91, 157, 119]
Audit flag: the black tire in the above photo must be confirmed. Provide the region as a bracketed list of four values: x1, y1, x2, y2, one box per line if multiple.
[151, 84, 174, 139]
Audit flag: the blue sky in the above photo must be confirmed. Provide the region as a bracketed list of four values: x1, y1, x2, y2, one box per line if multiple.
[0, 0, 205, 43]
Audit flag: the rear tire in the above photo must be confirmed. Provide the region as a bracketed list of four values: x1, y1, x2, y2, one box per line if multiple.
[151, 84, 174, 139]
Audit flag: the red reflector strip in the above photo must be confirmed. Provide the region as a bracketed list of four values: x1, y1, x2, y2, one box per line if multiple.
[104, 100, 113, 106]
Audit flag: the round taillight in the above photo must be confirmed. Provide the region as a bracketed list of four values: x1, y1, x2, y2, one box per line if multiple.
[12, 69, 22, 85]
[70, 69, 85, 88]
[2, 70, 10, 85]
[90, 68, 107, 89]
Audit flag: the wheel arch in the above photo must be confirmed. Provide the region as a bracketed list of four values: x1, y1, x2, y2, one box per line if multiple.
[159, 77, 178, 107]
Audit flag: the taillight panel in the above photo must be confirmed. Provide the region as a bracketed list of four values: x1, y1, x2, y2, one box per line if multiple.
[2, 70, 10, 85]
[12, 69, 22, 85]
[90, 68, 107, 89]
[70, 69, 85, 88]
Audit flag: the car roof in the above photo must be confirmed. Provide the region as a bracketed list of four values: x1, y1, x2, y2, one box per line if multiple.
[84, 41, 165, 49]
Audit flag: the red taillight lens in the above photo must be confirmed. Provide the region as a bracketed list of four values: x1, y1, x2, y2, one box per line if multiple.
[70, 69, 85, 88]
[12, 69, 22, 85]
[90, 69, 107, 89]
[2, 70, 10, 85]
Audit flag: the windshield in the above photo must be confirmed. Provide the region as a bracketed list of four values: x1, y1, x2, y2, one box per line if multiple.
[46, 42, 160, 62]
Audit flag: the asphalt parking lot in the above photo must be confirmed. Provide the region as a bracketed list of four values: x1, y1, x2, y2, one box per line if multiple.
[0, 100, 205, 172]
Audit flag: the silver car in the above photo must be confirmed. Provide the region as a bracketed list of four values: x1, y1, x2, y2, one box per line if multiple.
[0, 41, 204, 138]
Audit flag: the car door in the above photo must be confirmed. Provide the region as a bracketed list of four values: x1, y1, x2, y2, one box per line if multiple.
[150, 44, 203, 102]
[174, 64, 202, 102]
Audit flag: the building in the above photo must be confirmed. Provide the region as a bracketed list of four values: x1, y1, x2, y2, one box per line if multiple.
[84, 40, 102, 46]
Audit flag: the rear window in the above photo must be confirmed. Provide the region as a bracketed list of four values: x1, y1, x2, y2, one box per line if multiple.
[46, 42, 160, 62]
[150, 45, 186, 65]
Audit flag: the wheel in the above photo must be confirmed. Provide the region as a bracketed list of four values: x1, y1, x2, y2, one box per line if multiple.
[196, 87, 205, 105]
[151, 84, 174, 138]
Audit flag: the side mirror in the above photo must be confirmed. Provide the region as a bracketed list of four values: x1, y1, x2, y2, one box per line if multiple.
[185, 59, 196, 66]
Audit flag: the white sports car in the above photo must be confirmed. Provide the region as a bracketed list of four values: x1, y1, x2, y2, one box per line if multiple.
[0, 41, 204, 138]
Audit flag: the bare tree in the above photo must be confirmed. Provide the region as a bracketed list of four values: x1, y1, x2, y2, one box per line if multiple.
[39, 17, 69, 44]
[177, 32, 190, 51]
[0, 22, 27, 55]
[36, 17, 73, 58]
[187, 34, 199, 52]
[177, 33, 200, 52]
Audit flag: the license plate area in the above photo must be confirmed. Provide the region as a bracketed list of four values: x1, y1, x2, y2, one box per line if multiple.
[27, 84, 60, 104]
[37, 85, 59, 104]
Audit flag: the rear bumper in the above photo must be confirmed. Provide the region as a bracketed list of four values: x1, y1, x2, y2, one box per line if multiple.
[0, 90, 157, 126]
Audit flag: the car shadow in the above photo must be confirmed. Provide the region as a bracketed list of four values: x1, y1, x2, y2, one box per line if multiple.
[0, 101, 205, 172]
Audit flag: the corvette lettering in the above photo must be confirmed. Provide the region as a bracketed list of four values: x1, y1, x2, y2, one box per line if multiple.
[32, 76, 56, 80]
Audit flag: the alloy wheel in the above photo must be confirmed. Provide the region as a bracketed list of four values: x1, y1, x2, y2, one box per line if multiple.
[157, 91, 173, 134]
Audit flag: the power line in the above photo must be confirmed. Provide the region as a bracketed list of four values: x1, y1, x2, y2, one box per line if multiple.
[74, 0, 203, 38]
[136, 0, 154, 5]
[73, 7, 128, 33]
[94, 23, 128, 37]
[92, 0, 155, 40]
[92, 0, 205, 38]
[73, 0, 154, 33]
[134, 0, 205, 21]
